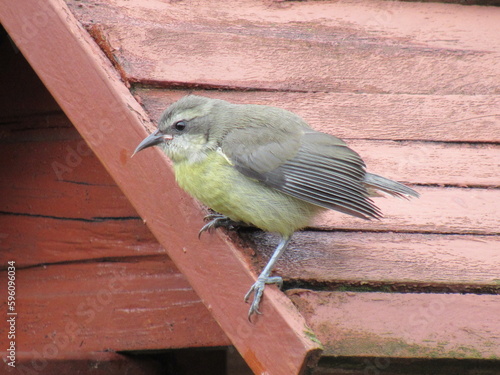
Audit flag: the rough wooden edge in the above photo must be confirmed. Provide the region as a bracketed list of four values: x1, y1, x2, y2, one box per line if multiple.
[289, 290, 500, 359]
[0, 1, 322, 374]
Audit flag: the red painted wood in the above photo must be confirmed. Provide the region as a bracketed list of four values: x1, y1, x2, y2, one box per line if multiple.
[288, 290, 500, 359]
[0, 258, 229, 354]
[315, 186, 499, 235]
[245, 231, 500, 288]
[65, 0, 500, 98]
[2, 0, 499, 372]
[0, 1, 323, 374]
[0, 133, 137, 220]
[0, 215, 162, 265]
[0, 117, 164, 266]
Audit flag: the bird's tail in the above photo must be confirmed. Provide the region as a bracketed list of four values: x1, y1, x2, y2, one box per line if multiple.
[364, 173, 419, 199]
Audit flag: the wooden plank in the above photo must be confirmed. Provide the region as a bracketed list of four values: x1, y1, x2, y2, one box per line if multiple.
[137, 88, 500, 145]
[0, 119, 164, 266]
[0, 137, 138, 220]
[0, 258, 229, 353]
[347, 140, 500, 188]
[0, 215, 163, 266]
[288, 290, 500, 359]
[315, 187, 499, 235]
[0, 2, 323, 374]
[65, 0, 500, 95]
[244, 231, 500, 288]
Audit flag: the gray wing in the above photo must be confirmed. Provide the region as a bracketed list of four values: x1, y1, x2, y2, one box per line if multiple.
[222, 128, 382, 220]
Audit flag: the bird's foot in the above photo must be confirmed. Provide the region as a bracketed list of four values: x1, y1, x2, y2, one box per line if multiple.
[244, 275, 283, 320]
[198, 214, 240, 238]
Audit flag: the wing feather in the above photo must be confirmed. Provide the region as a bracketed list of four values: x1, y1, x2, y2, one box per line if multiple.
[223, 127, 382, 220]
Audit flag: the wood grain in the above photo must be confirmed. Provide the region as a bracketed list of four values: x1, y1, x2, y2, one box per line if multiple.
[0, 258, 229, 353]
[288, 290, 500, 359]
[243, 231, 500, 287]
[0, 215, 162, 267]
[315, 187, 499, 235]
[1, 0, 499, 371]
[65, 0, 500, 95]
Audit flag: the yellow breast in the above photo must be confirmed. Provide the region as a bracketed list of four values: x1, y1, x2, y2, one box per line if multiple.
[173, 152, 322, 236]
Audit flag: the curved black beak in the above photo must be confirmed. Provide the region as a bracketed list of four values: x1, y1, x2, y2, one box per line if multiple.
[132, 130, 167, 157]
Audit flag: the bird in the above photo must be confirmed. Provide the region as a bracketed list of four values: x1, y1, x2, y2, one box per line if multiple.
[133, 95, 419, 319]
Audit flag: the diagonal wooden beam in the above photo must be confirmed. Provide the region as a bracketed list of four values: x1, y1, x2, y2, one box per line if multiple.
[0, 0, 323, 373]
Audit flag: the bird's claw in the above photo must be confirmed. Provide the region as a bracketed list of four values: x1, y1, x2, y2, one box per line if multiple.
[198, 214, 234, 238]
[244, 276, 283, 321]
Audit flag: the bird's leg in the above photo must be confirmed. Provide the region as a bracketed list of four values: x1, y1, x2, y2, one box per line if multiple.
[198, 214, 243, 238]
[244, 235, 292, 320]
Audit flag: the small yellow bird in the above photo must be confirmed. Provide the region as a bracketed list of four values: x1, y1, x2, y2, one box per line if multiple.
[134, 95, 418, 319]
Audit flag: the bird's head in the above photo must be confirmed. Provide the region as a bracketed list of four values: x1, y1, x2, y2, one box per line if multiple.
[133, 95, 222, 163]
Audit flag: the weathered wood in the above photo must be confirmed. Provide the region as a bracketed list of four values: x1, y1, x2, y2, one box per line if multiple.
[0, 215, 163, 266]
[137, 89, 500, 143]
[0, 137, 138, 220]
[288, 290, 500, 359]
[65, 0, 500, 96]
[3, 0, 500, 372]
[0, 1, 323, 373]
[244, 231, 500, 288]
[315, 187, 499, 235]
[347, 140, 500, 187]
[0, 258, 229, 353]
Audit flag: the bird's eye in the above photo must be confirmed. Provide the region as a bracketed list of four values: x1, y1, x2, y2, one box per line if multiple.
[173, 120, 186, 131]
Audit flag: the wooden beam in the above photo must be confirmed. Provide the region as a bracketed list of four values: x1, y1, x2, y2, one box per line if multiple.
[0, 1, 322, 374]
